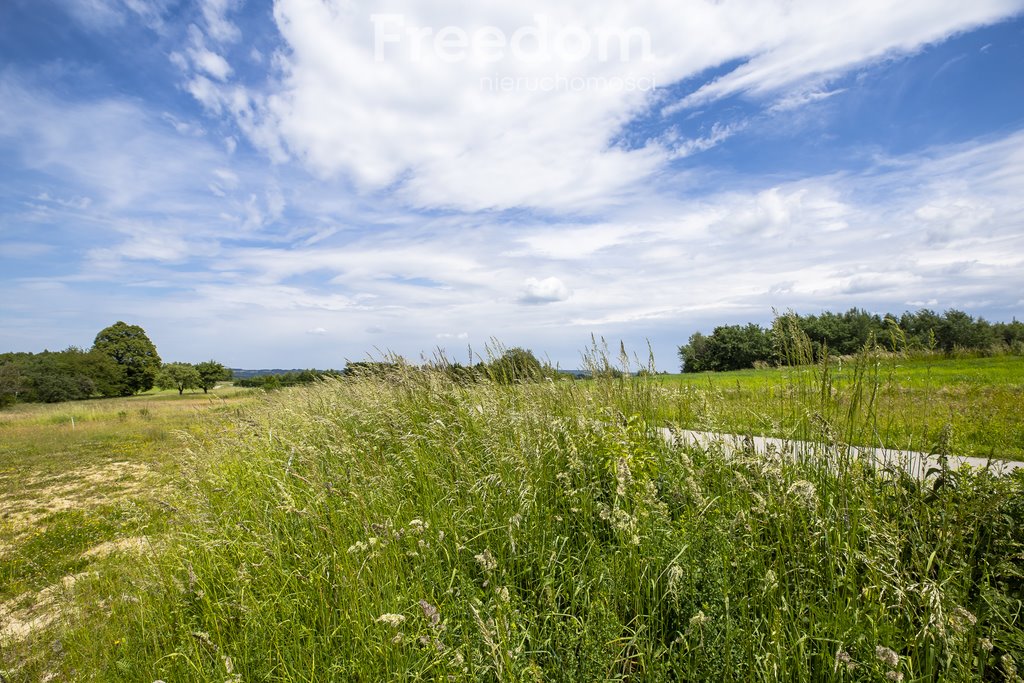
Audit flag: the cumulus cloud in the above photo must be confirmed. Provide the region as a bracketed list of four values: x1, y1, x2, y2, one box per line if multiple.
[520, 277, 572, 304]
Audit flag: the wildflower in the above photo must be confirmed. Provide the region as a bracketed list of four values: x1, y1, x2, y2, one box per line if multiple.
[616, 458, 633, 498]
[1003, 654, 1019, 679]
[667, 564, 684, 598]
[875, 645, 899, 669]
[497, 586, 510, 603]
[347, 541, 368, 554]
[834, 649, 856, 672]
[787, 480, 817, 509]
[475, 549, 498, 572]
[192, 631, 214, 648]
[376, 614, 406, 627]
[419, 600, 441, 627]
[951, 606, 978, 633]
[689, 611, 709, 628]
[885, 672, 903, 682]
[979, 638, 993, 652]
[763, 569, 778, 593]
[408, 519, 426, 535]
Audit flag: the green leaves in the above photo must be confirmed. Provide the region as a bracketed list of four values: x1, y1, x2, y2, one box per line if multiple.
[92, 321, 162, 396]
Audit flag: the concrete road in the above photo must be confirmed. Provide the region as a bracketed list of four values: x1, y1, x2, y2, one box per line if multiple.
[660, 428, 1023, 479]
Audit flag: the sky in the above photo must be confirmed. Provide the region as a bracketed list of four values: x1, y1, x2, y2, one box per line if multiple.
[1, 0, 1023, 370]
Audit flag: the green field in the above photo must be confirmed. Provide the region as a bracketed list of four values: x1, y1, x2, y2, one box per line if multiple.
[0, 388, 253, 671]
[1, 358, 1023, 681]
[655, 355, 1024, 460]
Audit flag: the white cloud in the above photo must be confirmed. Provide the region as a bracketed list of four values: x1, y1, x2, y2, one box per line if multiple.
[199, 0, 241, 43]
[520, 277, 572, 304]
[193, 0, 1023, 214]
[679, 0, 1023, 107]
[61, 0, 171, 32]
[307, 327, 328, 335]
[768, 88, 847, 113]
[192, 47, 233, 81]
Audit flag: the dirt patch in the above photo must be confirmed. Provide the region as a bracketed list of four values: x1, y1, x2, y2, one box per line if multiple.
[81, 536, 149, 559]
[1, 462, 156, 531]
[0, 573, 88, 642]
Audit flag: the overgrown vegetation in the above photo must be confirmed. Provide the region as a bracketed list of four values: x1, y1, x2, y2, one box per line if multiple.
[5, 338, 1022, 681]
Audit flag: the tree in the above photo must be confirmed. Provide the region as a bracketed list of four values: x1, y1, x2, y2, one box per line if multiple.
[195, 360, 232, 393]
[92, 322, 162, 396]
[679, 331, 710, 373]
[487, 348, 545, 384]
[0, 361, 25, 407]
[156, 362, 202, 395]
[680, 324, 773, 372]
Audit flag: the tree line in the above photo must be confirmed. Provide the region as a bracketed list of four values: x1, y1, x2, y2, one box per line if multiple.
[0, 321, 230, 406]
[679, 308, 1024, 373]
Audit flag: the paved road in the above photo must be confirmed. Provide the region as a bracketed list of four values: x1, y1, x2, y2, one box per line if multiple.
[660, 428, 1023, 479]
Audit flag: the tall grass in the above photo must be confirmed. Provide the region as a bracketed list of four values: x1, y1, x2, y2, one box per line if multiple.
[11, 342, 1024, 681]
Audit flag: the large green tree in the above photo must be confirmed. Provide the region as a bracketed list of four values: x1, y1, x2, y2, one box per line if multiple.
[92, 322, 162, 396]
[156, 362, 202, 395]
[195, 360, 232, 393]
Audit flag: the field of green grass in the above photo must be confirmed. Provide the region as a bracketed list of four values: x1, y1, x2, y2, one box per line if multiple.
[0, 387, 254, 675]
[655, 355, 1024, 460]
[2, 351, 1023, 681]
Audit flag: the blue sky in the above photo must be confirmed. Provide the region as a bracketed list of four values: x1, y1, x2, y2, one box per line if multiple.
[2, 0, 1023, 369]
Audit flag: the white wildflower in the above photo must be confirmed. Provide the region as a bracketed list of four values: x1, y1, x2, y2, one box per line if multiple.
[875, 645, 899, 669]
[475, 549, 498, 572]
[834, 649, 856, 672]
[787, 480, 817, 509]
[615, 457, 632, 499]
[951, 606, 978, 633]
[667, 564, 684, 598]
[419, 600, 441, 628]
[376, 613, 406, 627]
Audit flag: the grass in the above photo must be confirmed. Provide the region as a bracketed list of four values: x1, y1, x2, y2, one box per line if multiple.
[656, 355, 1024, 460]
[0, 387, 254, 674]
[2, 345, 1021, 681]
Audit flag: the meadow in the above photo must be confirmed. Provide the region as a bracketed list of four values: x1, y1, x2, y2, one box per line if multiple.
[1, 350, 1023, 681]
[657, 355, 1024, 460]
